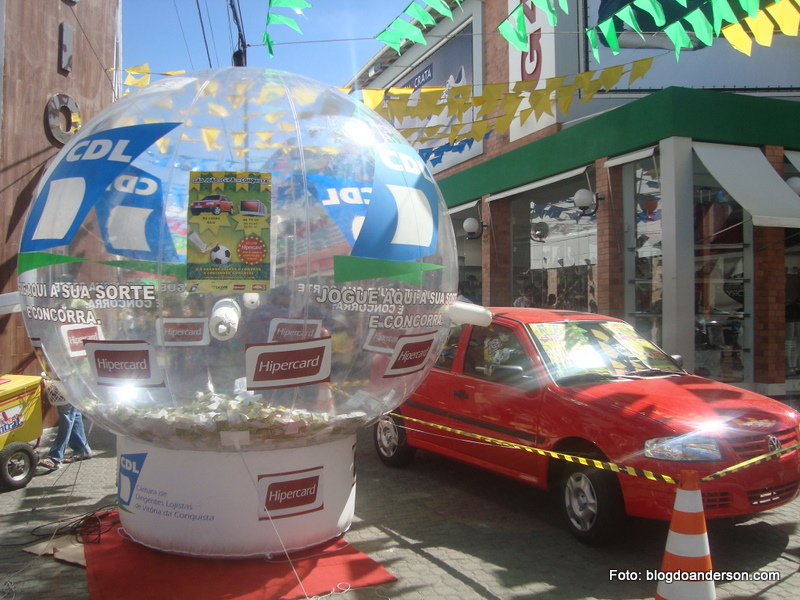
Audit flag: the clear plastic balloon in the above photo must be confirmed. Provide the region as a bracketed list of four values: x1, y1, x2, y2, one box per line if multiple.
[18, 68, 458, 451]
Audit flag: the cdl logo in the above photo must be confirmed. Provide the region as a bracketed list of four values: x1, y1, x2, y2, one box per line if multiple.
[245, 338, 331, 390]
[118, 452, 147, 507]
[384, 331, 437, 378]
[258, 467, 324, 520]
[85, 341, 164, 387]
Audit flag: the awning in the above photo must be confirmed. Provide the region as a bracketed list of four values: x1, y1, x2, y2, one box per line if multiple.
[693, 142, 800, 228]
[786, 150, 800, 174]
[603, 145, 657, 169]
[486, 165, 589, 202]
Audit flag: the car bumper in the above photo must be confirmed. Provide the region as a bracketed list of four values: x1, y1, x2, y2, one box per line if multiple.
[619, 450, 800, 521]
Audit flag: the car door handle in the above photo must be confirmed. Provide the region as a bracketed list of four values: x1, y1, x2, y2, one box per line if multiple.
[452, 390, 469, 399]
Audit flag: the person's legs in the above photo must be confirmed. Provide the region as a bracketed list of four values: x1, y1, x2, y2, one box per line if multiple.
[48, 404, 77, 463]
[67, 410, 92, 458]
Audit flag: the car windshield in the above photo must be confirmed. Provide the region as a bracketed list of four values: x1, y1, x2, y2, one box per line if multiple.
[527, 320, 684, 386]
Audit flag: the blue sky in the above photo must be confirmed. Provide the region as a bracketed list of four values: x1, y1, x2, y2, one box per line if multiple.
[121, 0, 412, 87]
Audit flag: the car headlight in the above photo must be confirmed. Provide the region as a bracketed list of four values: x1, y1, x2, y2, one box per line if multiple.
[644, 435, 723, 461]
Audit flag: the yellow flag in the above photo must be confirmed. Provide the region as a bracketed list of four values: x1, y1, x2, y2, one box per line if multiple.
[598, 65, 624, 91]
[124, 72, 150, 87]
[127, 63, 151, 74]
[361, 89, 385, 111]
[518, 105, 536, 126]
[766, 0, 800, 36]
[471, 119, 490, 140]
[628, 58, 654, 85]
[722, 23, 753, 55]
[556, 85, 576, 116]
[447, 123, 465, 145]
[745, 10, 775, 46]
[231, 132, 248, 147]
[533, 90, 554, 119]
[200, 127, 222, 151]
[208, 103, 229, 118]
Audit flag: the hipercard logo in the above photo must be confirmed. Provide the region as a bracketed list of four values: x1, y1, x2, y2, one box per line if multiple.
[60, 323, 103, 358]
[257, 467, 324, 519]
[85, 341, 164, 387]
[156, 317, 209, 346]
[245, 338, 331, 390]
[268, 318, 322, 343]
[384, 332, 437, 378]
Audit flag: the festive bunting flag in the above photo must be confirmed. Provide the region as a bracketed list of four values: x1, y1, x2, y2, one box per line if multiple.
[767, 0, 800, 36]
[721, 22, 753, 54]
[388, 17, 427, 44]
[737, 0, 760, 19]
[598, 19, 621, 54]
[405, 1, 437, 28]
[745, 10, 776, 46]
[633, 0, 667, 26]
[266, 12, 302, 34]
[664, 21, 694, 59]
[683, 8, 715, 46]
[711, 0, 740, 34]
[617, 5, 645, 39]
[532, 0, 558, 26]
[420, 0, 453, 20]
[628, 57, 653, 84]
[498, 4, 528, 52]
[269, 0, 311, 9]
[376, 29, 404, 52]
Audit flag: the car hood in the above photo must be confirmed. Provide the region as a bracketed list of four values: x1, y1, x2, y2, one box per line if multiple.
[563, 374, 800, 435]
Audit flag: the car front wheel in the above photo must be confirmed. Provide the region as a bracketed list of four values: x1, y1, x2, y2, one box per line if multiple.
[560, 466, 625, 545]
[374, 414, 416, 468]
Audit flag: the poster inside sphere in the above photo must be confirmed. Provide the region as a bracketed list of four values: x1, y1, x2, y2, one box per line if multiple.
[186, 171, 271, 294]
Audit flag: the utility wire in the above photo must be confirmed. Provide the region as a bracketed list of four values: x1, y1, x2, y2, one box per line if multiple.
[194, 0, 214, 68]
[172, 0, 195, 70]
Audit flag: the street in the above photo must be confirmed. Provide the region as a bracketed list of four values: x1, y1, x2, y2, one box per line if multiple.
[1, 424, 798, 599]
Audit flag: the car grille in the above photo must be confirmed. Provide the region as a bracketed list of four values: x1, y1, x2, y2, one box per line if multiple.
[747, 480, 800, 507]
[702, 490, 732, 510]
[726, 427, 800, 460]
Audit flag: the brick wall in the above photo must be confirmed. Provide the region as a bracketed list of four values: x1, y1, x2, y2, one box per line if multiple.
[595, 159, 626, 318]
[480, 196, 513, 306]
[753, 146, 786, 384]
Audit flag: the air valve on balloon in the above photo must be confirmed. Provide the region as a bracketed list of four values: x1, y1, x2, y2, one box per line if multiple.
[209, 298, 241, 341]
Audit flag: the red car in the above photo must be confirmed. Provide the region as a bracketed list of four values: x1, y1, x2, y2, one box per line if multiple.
[374, 307, 800, 544]
[190, 194, 234, 216]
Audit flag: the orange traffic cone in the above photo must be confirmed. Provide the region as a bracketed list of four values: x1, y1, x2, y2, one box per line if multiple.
[654, 470, 715, 600]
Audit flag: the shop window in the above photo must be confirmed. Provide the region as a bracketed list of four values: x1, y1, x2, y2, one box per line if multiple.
[510, 174, 597, 311]
[629, 156, 663, 346]
[693, 155, 749, 383]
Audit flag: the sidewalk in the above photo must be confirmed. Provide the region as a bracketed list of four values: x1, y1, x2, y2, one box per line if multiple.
[1, 422, 799, 600]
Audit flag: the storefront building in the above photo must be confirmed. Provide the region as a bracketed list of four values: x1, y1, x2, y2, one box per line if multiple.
[350, 0, 800, 396]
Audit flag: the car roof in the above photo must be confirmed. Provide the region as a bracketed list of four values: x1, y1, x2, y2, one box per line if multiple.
[485, 307, 624, 325]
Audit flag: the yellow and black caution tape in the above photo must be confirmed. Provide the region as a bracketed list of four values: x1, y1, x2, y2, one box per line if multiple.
[391, 413, 677, 485]
[390, 413, 800, 486]
[701, 441, 800, 481]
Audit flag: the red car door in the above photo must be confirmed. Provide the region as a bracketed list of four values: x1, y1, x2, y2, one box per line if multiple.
[444, 319, 547, 485]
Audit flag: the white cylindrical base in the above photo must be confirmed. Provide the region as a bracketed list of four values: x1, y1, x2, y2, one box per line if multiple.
[116, 435, 357, 557]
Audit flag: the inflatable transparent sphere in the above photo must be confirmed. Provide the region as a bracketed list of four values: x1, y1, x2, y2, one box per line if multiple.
[18, 67, 458, 451]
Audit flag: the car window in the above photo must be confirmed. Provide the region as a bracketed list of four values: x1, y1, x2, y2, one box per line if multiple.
[463, 323, 533, 386]
[436, 323, 464, 371]
[528, 320, 683, 385]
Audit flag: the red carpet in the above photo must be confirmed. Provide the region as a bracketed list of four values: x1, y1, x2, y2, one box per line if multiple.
[83, 511, 396, 600]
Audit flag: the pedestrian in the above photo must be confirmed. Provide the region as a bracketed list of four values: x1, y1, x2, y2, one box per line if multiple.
[39, 403, 92, 471]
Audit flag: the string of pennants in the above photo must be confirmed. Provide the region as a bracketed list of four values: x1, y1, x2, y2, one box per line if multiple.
[376, 0, 800, 59]
[118, 55, 653, 162]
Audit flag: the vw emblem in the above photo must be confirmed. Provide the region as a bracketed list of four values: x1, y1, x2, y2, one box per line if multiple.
[767, 436, 781, 452]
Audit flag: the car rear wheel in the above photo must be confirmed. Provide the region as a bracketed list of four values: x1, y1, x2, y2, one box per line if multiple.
[560, 466, 625, 545]
[374, 414, 416, 468]
[0, 443, 37, 490]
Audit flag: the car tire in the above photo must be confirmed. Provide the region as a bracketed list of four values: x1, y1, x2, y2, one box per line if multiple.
[374, 414, 416, 468]
[191, 209, 201, 216]
[0, 442, 38, 490]
[560, 466, 625, 545]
